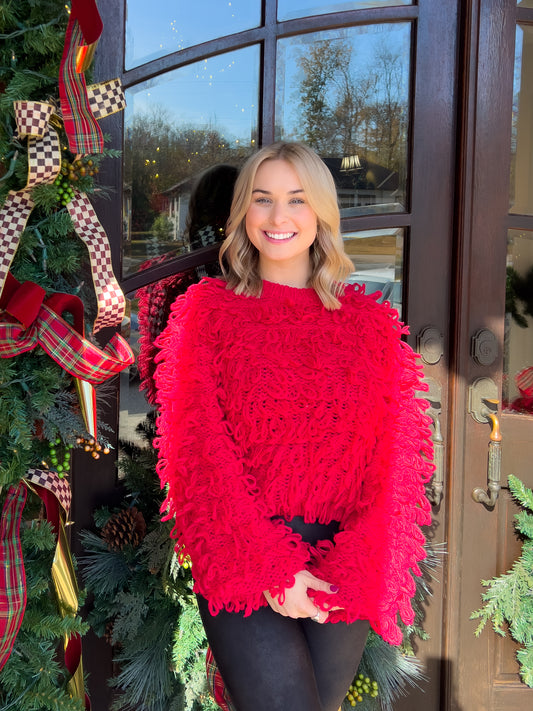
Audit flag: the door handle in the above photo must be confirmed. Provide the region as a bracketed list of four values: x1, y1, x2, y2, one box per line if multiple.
[427, 405, 444, 506]
[469, 378, 502, 508]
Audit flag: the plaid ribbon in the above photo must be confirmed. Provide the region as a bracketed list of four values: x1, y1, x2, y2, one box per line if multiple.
[59, 15, 103, 154]
[67, 192, 125, 332]
[0, 303, 133, 383]
[516, 366, 533, 397]
[206, 647, 236, 711]
[0, 483, 28, 672]
[0, 274, 133, 383]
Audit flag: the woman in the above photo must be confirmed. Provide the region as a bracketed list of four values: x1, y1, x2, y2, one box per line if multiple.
[154, 142, 433, 711]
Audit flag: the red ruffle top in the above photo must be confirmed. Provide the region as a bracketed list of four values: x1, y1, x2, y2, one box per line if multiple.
[154, 277, 433, 645]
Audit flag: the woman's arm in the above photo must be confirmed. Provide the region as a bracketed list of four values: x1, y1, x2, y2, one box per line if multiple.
[307, 326, 434, 644]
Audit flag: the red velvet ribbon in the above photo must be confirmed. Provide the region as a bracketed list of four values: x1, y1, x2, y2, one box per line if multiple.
[71, 0, 103, 45]
[0, 273, 84, 334]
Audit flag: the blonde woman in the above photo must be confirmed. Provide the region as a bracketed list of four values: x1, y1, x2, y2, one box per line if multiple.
[155, 142, 433, 711]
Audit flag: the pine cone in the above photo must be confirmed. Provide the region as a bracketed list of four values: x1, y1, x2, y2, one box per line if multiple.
[101, 507, 147, 550]
[104, 619, 115, 645]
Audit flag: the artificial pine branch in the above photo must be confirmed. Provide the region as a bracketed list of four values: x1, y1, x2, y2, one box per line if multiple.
[471, 474, 533, 687]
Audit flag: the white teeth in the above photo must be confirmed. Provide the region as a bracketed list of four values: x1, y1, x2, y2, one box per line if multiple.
[265, 231, 295, 240]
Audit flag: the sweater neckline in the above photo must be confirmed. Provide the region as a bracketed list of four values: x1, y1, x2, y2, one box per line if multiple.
[260, 279, 319, 303]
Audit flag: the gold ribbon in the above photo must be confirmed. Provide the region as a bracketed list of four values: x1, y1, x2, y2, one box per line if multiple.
[24, 470, 89, 709]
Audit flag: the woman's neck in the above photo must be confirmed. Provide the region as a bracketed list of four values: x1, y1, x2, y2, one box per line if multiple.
[258, 257, 312, 289]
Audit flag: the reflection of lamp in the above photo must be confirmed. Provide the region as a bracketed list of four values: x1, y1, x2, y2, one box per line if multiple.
[340, 154, 361, 173]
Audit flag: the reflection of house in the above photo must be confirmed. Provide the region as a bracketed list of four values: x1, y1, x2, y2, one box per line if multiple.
[323, 156, 401, 215]
[159, 176, 195, 243]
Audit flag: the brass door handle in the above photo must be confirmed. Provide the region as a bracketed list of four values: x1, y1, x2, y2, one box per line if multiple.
[469, 380, 502, 508]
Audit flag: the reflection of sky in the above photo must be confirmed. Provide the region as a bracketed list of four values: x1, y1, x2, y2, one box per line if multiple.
[277, 0, 411, 22]
[125, 0, 260, 69]
[277, 24, 411, 140]
[125, 46, 260, 142]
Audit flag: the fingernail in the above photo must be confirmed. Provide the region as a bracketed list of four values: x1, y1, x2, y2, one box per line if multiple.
[330, 585, 339, 592]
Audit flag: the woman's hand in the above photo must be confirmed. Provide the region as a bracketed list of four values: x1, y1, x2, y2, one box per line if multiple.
[264, 570, 340, 623]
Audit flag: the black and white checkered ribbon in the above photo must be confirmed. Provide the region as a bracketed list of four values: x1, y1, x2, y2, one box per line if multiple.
[67, 193, 125, 331]
[25, 468, 72, 514]
[0, 83, 126, 332]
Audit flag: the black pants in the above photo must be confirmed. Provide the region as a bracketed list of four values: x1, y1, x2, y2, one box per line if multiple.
[197, 517, 369, 711]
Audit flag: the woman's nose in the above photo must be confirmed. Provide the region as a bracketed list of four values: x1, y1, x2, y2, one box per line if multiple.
[270, 201, 287, 225]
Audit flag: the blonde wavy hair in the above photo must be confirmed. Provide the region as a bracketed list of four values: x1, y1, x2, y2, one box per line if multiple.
[219, 142, 354, 310]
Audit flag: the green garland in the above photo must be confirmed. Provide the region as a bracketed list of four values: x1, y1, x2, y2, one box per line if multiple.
[82, 412, 439, 711]
[471, 475, 533, 687]
[0, 1, 117, 707]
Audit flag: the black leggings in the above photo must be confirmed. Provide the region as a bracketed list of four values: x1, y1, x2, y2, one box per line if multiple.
[197, 517, 369, 711]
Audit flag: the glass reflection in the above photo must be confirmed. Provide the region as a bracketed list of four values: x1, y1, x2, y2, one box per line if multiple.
[510, 25, 533, 215]
[504, 229, 533, 415]
[123, 46, 259, 277]
[517, 1, 533, 8]
[343, 227, 404, 318]
[276, 25, 411, 216]
[278, 0, 412, 21]
[125, 0, 260, 69]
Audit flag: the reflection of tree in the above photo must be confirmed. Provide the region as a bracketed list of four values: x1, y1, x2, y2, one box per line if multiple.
[124, 106, 251, 232]
[296, 36, 406, 172]
[367, 43, 405, 170]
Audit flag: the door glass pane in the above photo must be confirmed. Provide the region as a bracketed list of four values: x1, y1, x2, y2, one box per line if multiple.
[510, 25, 533, 215]
[125, 0, 261, 69]
[517, 1, 533, 8]
[120, 262, 217, 443]
[276, 24, 411, 216]
[278, 0, 412, 21]
[343, 227, 404, 318]
[504, 229, 533, 415]
[123, 46, 259, 277]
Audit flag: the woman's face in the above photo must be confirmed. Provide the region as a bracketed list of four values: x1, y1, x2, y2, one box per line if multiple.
[245, 159, 318, 285]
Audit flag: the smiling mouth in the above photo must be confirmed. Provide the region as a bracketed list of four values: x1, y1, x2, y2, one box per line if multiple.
[264, 231, 296, 241]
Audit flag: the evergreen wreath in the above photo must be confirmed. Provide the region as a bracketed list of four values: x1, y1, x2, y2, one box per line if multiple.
[471, 474, 533, 687]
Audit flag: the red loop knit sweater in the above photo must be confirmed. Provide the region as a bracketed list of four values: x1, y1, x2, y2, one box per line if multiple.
[154, 277, 434, 645]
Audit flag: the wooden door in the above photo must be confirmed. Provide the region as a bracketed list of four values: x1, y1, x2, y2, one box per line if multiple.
[445, 1, 533, 709]
[399, 2, 533, 709]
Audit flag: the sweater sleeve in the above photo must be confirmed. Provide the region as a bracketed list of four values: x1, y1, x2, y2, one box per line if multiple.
[307, 316, 434, 645]
[153, 283, 310, 616]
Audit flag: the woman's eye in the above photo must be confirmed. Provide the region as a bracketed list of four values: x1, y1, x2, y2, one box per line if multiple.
[254, 197, 271, 204]
[290, 198, 305, 205]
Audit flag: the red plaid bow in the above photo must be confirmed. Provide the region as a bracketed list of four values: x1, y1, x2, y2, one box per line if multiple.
[0, 273, 133, 383]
